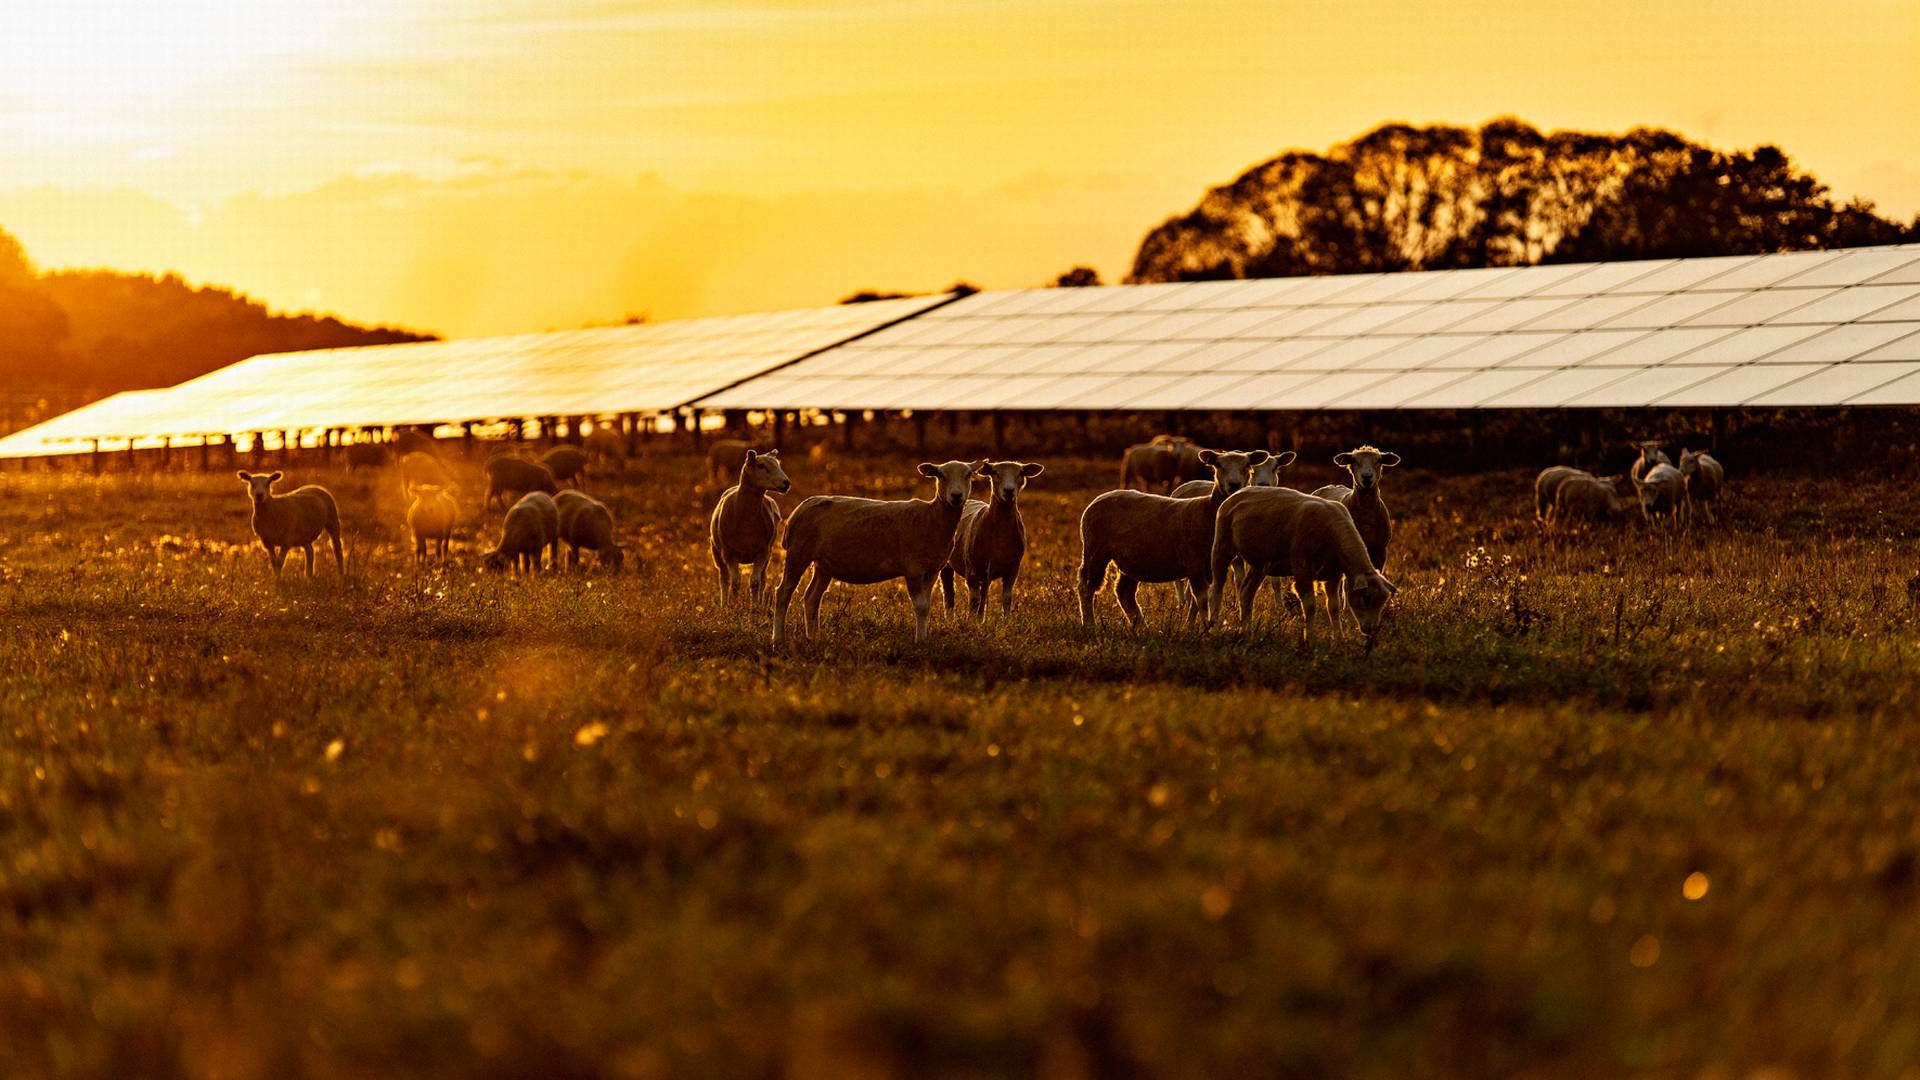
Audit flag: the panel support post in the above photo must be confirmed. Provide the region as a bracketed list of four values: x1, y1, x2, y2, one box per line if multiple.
[774, 409, 788, 451]
[913, 411, 928, 458]
[689, 409, 705, 451]
[992, 411, 1007, 454]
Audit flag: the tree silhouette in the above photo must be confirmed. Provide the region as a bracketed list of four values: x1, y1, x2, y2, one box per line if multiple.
[1130, 119, 1919, 283]
[1052, 266, 1102, 287]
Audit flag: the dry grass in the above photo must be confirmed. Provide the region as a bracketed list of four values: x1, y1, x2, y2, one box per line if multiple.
[2, 449, 1918, 1078]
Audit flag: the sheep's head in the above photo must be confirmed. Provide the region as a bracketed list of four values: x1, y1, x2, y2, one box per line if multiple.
[1251, 450, 1296, 486]
[743, 449, 792, 493]
[1333, 446, 1400, 492]
[1346, 572, 1398, 643]
[1196, 449, 1270, 495]
[481, 548, 511, 573]
[978, 460, 1043, 503]
[603, 545, 627, 574]
[1635, 441, 1666, 468]
[236, 470, 282, 500]
[919, 460, 985, 511]
[1678, 449, 1702, 476]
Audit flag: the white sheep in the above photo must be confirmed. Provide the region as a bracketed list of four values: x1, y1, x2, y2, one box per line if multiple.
[1630, 441, 1672, 485]
[772, 459, 986, 646]
[236, 470, 345, 578]
[1207, 486, 1397, 649]
[405, 483, 458, 563]
[1554, 474, 1638, 524]
[1679, 449, 1725, 523]
[1077, 449, 1270, 628]
[1635, 461, 1689, 529]
[555, 491, 625, 572]
[941, 460, 1043, 619]
[1534, 466, 1592, 526]
[483, 492, 560, 573]
[1309, 445, 1400, 629]
[1170, 449, 1295, 497]
[710, 449, 791, 607]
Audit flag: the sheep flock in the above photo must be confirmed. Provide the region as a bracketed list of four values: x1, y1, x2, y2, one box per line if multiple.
[228, 435, 1727, 649]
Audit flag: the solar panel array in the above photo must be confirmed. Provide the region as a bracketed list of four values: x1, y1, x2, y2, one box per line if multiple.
[0, 295, 947, 457]
[695, 245, 1920, 413]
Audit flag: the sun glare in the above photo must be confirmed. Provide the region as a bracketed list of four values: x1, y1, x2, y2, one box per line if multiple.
[0, 0, 329, 106]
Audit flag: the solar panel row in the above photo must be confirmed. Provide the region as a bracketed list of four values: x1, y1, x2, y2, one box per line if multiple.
[3, 245, 1919, 459]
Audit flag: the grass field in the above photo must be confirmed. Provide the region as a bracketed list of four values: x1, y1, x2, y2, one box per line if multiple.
[3, 448, 1919, 1078]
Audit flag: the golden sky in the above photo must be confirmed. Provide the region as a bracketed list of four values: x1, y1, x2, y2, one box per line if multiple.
[2, 0, 1915, 337]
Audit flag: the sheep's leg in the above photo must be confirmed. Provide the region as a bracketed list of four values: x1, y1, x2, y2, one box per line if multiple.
[302, 544, 315, 578]
[269, 546, 287, 576]
[1326, 576, 1348, 635]
[749, 558, 769, 611]
[802, 570, 831, 638]
[1237, 561, 1265, 629]
[1185, 575, 1210, 627]
[940, 566, 956, 612]
[1294, 578, 1317, 648]
[1115, 574, 1143, 630]
[772, 561, 806, 646]
[998, 573, 1015, 619]
[906, 574, 934, 641]
[1076, 559, 1105, 627]
[415, 535, 426, 563]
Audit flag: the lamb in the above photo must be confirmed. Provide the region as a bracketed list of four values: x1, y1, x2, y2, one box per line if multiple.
[1077, 449, 1270, 628]
[1534, 466, 1592, 525]
[483, 455, 559, 510]
[1630, 441, 1672, 484]
[1554, 474, 1638, 524]
[236, 470, 345, 578]
[1207, 486, 1398, 649]
[483, 492, 560, 573]
[772, 459, 986, 646]
[540, 445, 589, 485]
[405, 484, 458, 563]
[710, 449, 791, 608]
[941, 460, 1044, 619]
[398, 451, 453, 500]
[555, 491, 624, 572]
[1635, 461, 1690, 529]
[1171, 450, 1295, 497]
[1679, 449, 1725, 523]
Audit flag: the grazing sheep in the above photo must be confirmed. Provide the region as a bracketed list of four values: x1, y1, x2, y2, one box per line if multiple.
[344, 442, 390, 471]
[1630, 441, 1672, 485]
[941, 460, 1044, 619]
[1171, 450, 1295, 497]
[1534, 466, 1592, 525]
[1680, 449, 1725, 523]
[1554, 475, 1638, 524]
[398, 451, 453, 500]
[1207, 486, 1398, 649]
[708, 438, 767, 486]
[772, 459, 986, 646]
[236, 470, 345, 578]
[710, 449, 792, 608]
[540, 445, 589, 485]
[483, 455, 559, 511]
[1635, 461, 1689, 528]
[1077, 449, 1270, 628]
[555, 491, 624, 572]
[483, 492, 560, 573]
[405, 484, 458, 563]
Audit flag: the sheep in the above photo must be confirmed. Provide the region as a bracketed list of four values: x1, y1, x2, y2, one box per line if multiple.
[1679, 449, 1725, 523]
[555, 491, 624, 572]
[772, 459, 986, 646]
[1077, 449, 1270, 629]
[236, 470, 345, 578]
[540, 445, 589, 485]
[1170, 450, 1295, 497]
[394, 427, 439, 457]
[405, 483, 458, 563]
[343, 442, 390, 471]
[1309, 446, 1400, 629]
[398, 451, 453, 501]
[1635, 461, 1690, 529]
[1207, 486, 1398, 649]
[710, 449, 791, 608]
[483, 455, 558, 511]
[1120, 435, 1200, 492]
[1534, 466, 1592, 525]
[483, 492, 560, 573]
[1630, 441, 1672, 484]
[1554, 474, 1638, 524]
[708, 438, 768, 486]
[941, 460, 1044, 619]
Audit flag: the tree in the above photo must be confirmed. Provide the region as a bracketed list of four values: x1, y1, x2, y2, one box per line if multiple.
[1129, 119, 1919, 283]
[1052, 266, 1102, 287]
[839, 289, 916, 304]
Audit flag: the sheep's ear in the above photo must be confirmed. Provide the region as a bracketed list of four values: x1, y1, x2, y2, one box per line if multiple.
[1380, 452, 1401, 468]
[765, 449, 779, 458]
[918, 463, 940, 478]
[743, 449, 759, 464]
[269, 471, 284, 482]
[1021, 462, 1044, 477]
[969, 458, 989, 473]
[1379, 575, 1398, 595]
[1247, 450, 1270, 466]
[975, 463, 996, 478]
[1197, 449, 1218, 465]
[235, 470, 251, 481]
[1275, 450, 1297, 467]
[1333, 452, 1353, 466]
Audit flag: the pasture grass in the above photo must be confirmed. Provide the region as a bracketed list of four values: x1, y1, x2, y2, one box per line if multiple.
[2, 451, 1919, 1078]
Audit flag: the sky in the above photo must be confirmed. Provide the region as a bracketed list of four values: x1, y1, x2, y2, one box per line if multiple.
[1, 0, 1915, 337]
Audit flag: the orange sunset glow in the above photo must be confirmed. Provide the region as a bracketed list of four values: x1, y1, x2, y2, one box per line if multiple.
[3, 0, 1916, 337]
